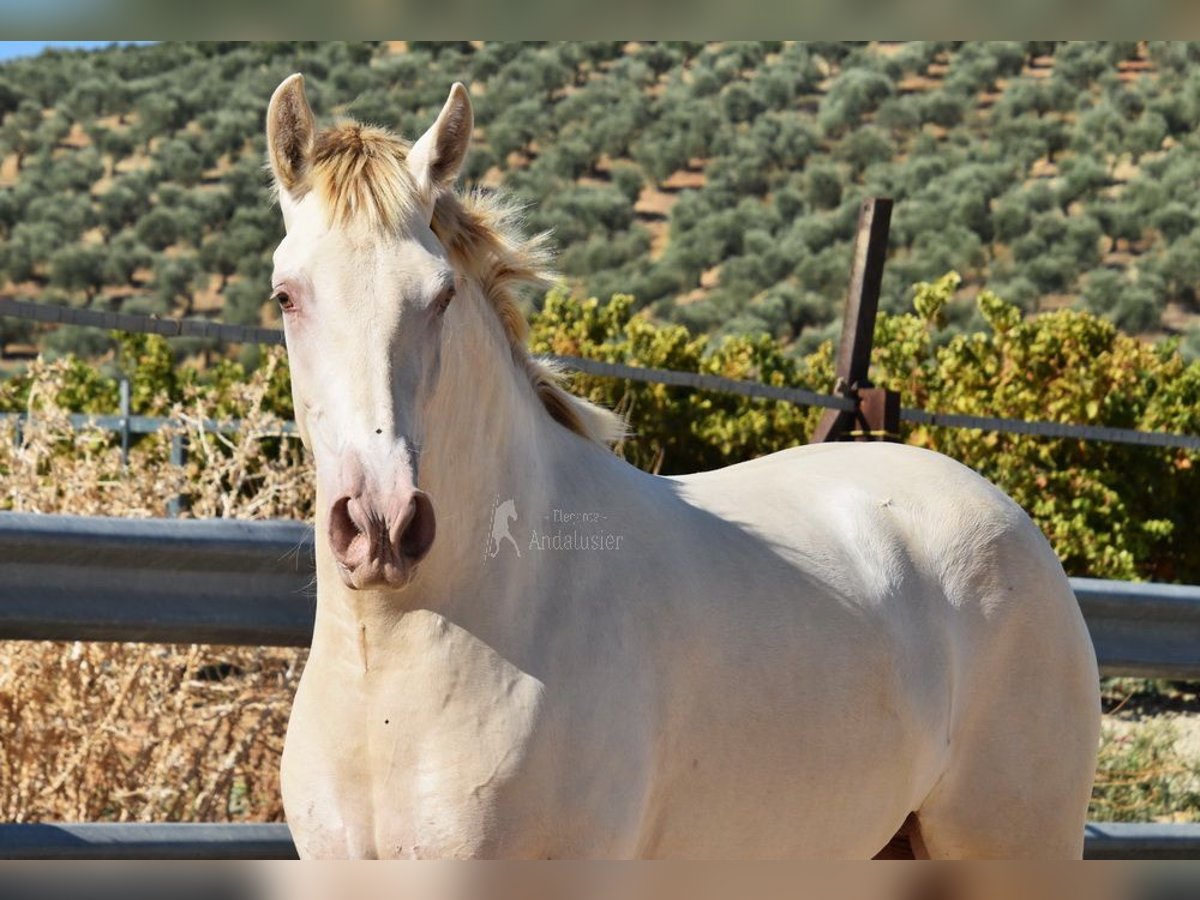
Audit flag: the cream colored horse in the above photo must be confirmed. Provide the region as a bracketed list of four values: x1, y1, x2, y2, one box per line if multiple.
[267, 74, 1100, 859]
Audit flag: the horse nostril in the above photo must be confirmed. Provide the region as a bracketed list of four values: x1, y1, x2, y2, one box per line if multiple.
[329, 496, 362, 559]
[398, 491, 436, 562]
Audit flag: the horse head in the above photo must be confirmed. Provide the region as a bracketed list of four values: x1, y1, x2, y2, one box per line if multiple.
[266, 74, 472, 590]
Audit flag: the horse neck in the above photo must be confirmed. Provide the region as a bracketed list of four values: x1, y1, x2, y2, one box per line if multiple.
[311, 280, 576, 641]
[419, 282, 563, 553]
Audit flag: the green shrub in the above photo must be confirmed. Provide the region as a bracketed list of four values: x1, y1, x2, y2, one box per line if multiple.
[528, 278, 1200, 582]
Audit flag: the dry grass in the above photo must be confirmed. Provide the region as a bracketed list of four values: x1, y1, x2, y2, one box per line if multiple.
[0, 641, 300, 822]
[0, 350, 310, 823]
[1, 351, 312, 521]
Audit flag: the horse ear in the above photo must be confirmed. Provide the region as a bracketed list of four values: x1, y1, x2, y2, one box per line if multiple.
[267, 73, 316, 195]
[409, 83, 473, 198]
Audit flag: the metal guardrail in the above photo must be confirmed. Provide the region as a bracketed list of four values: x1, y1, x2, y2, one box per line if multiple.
[1075, 577, 1200, 679]
[0, 513, 314, 646]
[0, 823, 298, 860]
[0, 821, 1195, 859]
[1083, 822, 1200, 860]
[2, 513, 1200, 677]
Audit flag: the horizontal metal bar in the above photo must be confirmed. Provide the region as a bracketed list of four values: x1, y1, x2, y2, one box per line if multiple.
[0, 411, 298, 437]
[0, 821, 1193, 859]
[902, 405, 1200, 452]
[550, 354, 856, 412]
[1, 299, 856, 413]
[0, 513, 314, 646]
[1083, 822, 1200, 860]
[0, 823, 297, 860]
[1074, 577, 1200, 678]
[0, 296, 284, 346]
[3, 514, 1200, 676]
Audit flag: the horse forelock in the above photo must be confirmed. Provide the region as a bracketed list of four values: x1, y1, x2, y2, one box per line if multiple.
[310, 122, 421, 232]
[306, 117, 623, 447]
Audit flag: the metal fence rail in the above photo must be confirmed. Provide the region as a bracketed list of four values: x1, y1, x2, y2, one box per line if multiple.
[0, 823, 298, 860]
[0, 410, 298, 438]
[0, 296, 284, 346]
[0, 821, 1195, 860]
[1083, 823, 1200, 860]
[3, 513, 1200, 677]
[1074, 577, 1200, 679]
[0, 513, 313, 646]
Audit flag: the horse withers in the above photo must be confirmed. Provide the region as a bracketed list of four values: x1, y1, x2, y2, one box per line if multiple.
[266, 73, 1100, 859]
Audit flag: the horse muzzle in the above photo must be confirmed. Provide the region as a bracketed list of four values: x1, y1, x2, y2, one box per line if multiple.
[327, 489, 436, 589]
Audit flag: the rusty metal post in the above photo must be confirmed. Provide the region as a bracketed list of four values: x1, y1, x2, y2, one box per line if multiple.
[812, 197, 900, 443]
[851, 386, 900, 440]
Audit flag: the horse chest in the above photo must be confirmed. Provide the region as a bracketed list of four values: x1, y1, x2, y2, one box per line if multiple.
[283, 636, 549, 859]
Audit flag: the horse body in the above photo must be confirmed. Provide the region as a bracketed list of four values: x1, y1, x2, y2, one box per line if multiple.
[266, 74, 1100, 859]
[284, 433, 1098, 858]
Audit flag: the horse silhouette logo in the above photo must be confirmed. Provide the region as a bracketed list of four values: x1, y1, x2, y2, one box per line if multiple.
[486, 498, 521, 559]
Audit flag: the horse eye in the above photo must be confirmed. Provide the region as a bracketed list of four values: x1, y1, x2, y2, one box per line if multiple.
[273, 290, 295, 312]
[436, 286, 456, 314]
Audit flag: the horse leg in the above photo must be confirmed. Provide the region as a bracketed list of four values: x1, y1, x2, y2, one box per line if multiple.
[873, 812, 929, 859]
[907, 679, 1097, 858]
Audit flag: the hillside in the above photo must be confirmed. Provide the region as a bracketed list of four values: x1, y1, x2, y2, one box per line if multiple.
[4, 40, 1200, 360]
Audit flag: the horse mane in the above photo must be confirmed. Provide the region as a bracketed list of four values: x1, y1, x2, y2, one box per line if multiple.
[308, 121, 624, 446]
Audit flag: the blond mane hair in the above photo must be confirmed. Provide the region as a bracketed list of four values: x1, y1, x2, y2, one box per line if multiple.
[307, 121, 623, 446]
